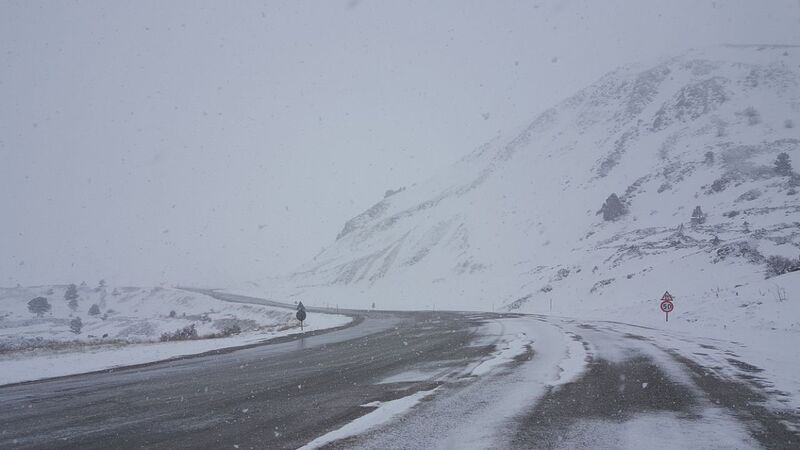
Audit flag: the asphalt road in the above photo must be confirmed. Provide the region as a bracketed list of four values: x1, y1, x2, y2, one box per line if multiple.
[0, 293, 501, 449]
[1, 293, 798, 449]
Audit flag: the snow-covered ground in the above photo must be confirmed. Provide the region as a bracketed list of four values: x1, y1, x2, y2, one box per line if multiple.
[0, 285, 350, 385]
[233, 45, 800, 417]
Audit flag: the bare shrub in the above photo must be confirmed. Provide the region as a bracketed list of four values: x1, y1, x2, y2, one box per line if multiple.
[160, 324, 198, 342]
[773, 285, 787, 303]
[765, 255, 800, 279]
[742, 106, 760, 125]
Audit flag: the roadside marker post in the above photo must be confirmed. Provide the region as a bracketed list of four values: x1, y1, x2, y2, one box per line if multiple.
[296, 301, 307, 330]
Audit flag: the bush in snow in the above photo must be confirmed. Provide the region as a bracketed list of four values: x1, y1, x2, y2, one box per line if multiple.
[789, 173, 800, 187]
[736, 189, 762, 202]
[28, 297, 51, 317]
[765, 255, 800, 279]
[708, 174, 733, 193]
[160, 324, 198, 342]
[169, 310, 177, 318]
[88, 304, 101, 316]
[742, 106, 760, 125]
[690, 206, 706, 225]
[704, 151, 715, 165]
[775, 152, 792, 176]
[207, 325, 242, 338]
[70, 317, 83, 334]
[598, 193, 627, 221]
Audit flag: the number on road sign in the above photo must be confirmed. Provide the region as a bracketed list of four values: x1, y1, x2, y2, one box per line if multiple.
[660, 301, 674, 313]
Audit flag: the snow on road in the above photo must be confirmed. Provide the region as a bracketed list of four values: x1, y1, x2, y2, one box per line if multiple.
[470, 331, 532, 376]
[297, 388, 440, 450]
[306, 316, 589, 449]
[528, 318, 768, 449]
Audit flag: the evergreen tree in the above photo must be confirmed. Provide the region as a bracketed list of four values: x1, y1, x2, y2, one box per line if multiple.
[64, 284, 78, 302]
[70, 317, 83, 334]
[88, 304, 101, 316]
[65, 284, 79, 311]
[28, 297, 51, 317]
[775, 152, 792, 176]
[690, 206, 707, 225]
[599, 193, 627, 221]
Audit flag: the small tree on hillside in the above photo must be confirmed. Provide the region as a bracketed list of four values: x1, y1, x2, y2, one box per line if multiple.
[775, 152, 792, 176]
[28, 297, 51, 317]
[70, 317, 83, 334]
[599, 193, 627, 221]
[704, 151, 715, 165]
[65, 284, 79, 312]
[88, 304, 101, 316]
[690, 206, 707, 226]
[65, 284, 78, 302]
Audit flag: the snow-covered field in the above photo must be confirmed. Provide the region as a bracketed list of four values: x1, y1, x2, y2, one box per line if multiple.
[0, 284, 350, 385]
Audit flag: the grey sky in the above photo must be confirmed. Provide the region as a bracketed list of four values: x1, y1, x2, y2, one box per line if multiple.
[2, 0, 798, 287]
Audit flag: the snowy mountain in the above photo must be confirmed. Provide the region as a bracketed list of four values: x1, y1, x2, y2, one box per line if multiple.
[265, 45, 799, 324]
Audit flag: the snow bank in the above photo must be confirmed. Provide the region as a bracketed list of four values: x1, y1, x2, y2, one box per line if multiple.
[0, 285, 350, 385]
[298, 388, 439, 450]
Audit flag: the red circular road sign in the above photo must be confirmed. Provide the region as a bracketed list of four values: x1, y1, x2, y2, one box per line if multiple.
[660, 301, 674, 313]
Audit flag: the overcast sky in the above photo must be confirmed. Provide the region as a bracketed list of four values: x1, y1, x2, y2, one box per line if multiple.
[2, 0, 799, 287]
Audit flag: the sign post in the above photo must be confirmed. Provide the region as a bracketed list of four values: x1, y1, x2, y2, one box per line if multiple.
[296, 301, 307, 331]
[659, 291, 674, 322]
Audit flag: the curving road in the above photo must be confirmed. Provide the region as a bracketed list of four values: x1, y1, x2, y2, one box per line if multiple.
[0, 292, 501, 449]
[1, 291, 798, 449]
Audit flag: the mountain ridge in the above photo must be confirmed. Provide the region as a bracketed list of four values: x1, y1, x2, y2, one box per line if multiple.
[257, 45, 799, 326]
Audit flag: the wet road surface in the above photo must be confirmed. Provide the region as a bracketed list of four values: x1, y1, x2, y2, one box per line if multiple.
[0, 292, 501, 449]
[2, 293, 798, 449]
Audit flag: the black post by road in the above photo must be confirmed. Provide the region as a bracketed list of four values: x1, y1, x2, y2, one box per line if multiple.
[296, 301, 307, 331]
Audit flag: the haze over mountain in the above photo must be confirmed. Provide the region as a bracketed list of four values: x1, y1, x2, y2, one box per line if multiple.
[2, 1, 799, 288]
[261, 45, 800, 320]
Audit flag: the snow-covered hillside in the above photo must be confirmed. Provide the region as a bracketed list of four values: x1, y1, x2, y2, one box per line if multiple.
[259, 46, 799, 326]
[0, 284, 297, 352]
